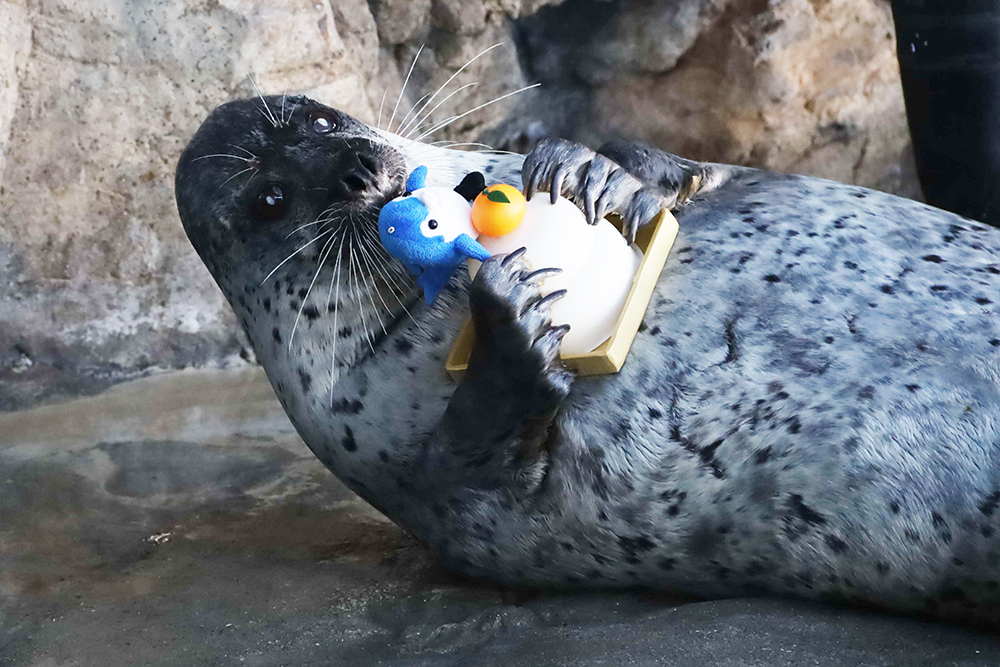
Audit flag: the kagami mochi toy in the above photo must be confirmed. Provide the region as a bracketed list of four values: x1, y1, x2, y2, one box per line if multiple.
[378, 166, 641, 355]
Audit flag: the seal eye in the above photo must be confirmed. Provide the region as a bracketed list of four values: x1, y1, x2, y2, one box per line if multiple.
[309, 111, 336, 134]
[252, 183, 287, 221]
[428, 219, 438, 230]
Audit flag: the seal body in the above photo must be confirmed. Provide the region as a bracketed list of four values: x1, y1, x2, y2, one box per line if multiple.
[175, 95, 1000, 628]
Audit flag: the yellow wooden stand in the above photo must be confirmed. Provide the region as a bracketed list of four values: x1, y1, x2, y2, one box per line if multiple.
[445, 208, 679, 381]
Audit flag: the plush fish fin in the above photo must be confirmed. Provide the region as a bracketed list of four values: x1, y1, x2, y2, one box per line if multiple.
[406, 166, 428, 193]
[417, 268, 451, 304]
[453, 233, 491, 262]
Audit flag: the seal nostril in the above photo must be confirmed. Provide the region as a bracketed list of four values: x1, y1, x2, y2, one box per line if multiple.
[344, 174, 367, 192]
[358, 154, 377, 175]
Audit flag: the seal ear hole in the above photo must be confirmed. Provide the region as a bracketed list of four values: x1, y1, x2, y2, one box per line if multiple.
[308, 110, 337, 134]
[251, 183, 288, 222]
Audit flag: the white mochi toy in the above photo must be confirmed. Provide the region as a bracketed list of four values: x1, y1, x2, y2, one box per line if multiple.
[465, 183, 642, 356]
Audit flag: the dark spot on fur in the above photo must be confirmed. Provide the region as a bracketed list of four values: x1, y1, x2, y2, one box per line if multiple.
[890, 501, 900, 514]
[754, 446, 772, 464]
[394, 338, 414, 355]
[905, 384, 920, 392]
[932, 511, 946, 528]
[930, 285, 947, 292]
[262, 297, 271, 312]
[612, 418, 632, 442]
[723, 318, 740, 363]
[922, 254, 944, 263]
[378, 450, 389, 463]
[342, 426, 358, 452]
[991, 339, 1000, 347]
[649, 407, 662, 419]
[844, 261, 857, 270]
[975, 297, 993, 305]
[978, 491, 1000, 516]
[298, 369, 312, 393]
[331, 398, 364, 414]
[764, 274, 781, 283]
[789, 494, 826, 525]
[272, 327, 282, 343]
[289, 300, 299, 310]
[618, 535, 656, 564]
[302, 305, 320, 321]
[858, 385, 875, 400]
[876, 562, 890, 575]
[824, 336, 834, 344]
[786, 417, 801, 434]
[880, 284, 894, 294]
[825, 535, 848, 553]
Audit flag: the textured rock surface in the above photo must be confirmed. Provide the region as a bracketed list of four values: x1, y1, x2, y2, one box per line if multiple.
[0, 0, 917, 410]
[3, 369, 998, 666]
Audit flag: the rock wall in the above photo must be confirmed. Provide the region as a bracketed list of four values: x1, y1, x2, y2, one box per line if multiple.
[0, 0, 916, 409]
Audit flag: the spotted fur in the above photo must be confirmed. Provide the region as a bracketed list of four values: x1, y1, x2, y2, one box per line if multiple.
[176, 96, 1000, 628]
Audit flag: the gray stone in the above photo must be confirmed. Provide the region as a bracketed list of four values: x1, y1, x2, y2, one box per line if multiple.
[2, 369, 997, 666]
[0, 0, 920, 412]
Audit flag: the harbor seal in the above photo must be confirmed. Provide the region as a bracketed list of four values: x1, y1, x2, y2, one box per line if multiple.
[175, 94, 1000, 628]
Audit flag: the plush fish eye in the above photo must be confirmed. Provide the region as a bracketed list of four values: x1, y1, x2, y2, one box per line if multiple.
[251, 183, 287, 221]
[309, 111, 336, 134]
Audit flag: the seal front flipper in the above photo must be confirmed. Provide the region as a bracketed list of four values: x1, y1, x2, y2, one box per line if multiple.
[522, 138, 670, 241]
[425, 250, 571, 492]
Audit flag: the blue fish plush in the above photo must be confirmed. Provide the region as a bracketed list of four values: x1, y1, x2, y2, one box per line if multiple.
[378, 167, 490, 304]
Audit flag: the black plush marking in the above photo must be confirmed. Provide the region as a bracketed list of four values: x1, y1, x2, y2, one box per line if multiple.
[298, 369, 312, 393]
[454, 171, 486, 202]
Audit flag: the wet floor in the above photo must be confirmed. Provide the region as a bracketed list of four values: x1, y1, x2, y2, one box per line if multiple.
[2, 369, 997, 666]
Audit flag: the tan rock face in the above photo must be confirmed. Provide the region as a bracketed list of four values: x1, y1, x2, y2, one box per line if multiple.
[0, 0, 916, 409]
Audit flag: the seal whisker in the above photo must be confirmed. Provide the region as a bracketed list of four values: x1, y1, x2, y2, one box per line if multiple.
[396, 91, 433, 139]
[193, 153, 255, 163]
[246, 74, 280, 128]
[226, 144, 257, 159]
[398, 42, 503, 138]
[347, 233, 377, 353]
[412, 83, 541, 143]
[402, 82, 479, 140]
[220, 165, 257, 188]
[279, 88, 288, 126]
[353, 239, 389, 335]
[326, 229, 348, 398]
[260, 228, 336, 286]
[354, 234, 402, 331]
[285, 217, 335, 239]
[247, 74, 278, 127]
[288, 226, 345, 351]
[376, 89, 388, 131]
[388, 44, 425, 135]
[360, 226, 415, 292]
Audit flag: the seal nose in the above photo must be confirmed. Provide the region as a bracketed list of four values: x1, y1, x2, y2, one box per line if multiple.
[340, 152, 378, 196]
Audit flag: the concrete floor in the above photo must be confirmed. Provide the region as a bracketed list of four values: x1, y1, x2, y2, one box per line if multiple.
[2, 369, 998, 666]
